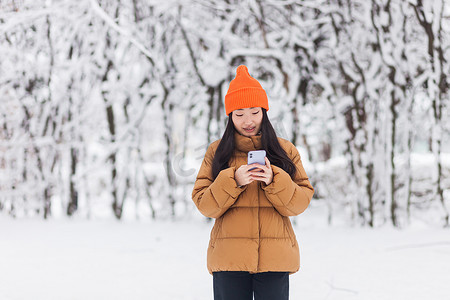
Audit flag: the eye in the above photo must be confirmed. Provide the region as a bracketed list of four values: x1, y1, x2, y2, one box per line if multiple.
[252, 111, 259, 115]
[236, 114, 243, 117]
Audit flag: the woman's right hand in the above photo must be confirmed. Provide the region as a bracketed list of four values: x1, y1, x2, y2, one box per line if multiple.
[235, 164, 259, 187]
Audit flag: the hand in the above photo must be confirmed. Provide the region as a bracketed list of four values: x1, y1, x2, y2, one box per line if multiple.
[247, 157, 273, 186]
[235, 164, 257, 187]
[235, 157, 273, 187]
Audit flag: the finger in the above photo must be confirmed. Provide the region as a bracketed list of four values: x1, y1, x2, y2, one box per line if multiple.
[250, 171, 265, 178]
[258, 164, 268, 172]
[246, 163, 257, 170]
[264, 156, 270, 167]
[243, 164, 255, 170]
[247, 164, 264, 172]
[250, 167, 264, 173]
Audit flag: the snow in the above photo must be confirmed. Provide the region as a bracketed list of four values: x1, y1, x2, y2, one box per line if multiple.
[1, 209, 449, 300]
[1, 0, 450, 297]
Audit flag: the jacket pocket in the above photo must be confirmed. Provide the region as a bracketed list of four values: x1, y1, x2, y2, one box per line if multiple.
[283, 217, 296, 247]
[210, 217, 223, 248]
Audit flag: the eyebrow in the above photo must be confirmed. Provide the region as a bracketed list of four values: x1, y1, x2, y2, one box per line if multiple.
[236, 107, 257, 110]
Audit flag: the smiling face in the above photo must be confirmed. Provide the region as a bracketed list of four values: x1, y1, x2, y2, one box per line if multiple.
[231, 107, 263, 136]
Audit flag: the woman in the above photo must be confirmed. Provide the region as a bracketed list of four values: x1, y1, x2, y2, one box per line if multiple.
[192, 65, 314, 300]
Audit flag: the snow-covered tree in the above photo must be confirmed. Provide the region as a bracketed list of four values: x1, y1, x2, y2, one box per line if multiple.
[0, 0, 448, 226]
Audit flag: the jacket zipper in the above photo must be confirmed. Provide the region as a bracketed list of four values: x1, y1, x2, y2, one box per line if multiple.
[256, 182, 261, 272]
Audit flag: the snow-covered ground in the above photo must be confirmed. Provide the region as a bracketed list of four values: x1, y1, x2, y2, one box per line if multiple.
[1, 210, 449, 300]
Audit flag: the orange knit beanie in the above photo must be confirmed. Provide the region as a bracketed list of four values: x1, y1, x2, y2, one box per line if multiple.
[224, 65, 269, 116]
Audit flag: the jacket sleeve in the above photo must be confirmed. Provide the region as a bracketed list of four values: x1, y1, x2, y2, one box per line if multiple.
[191, 143, 248, 219]
[261, 144, 314, 217]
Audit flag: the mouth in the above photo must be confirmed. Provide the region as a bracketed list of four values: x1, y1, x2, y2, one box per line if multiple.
[243, 127, 255, 133]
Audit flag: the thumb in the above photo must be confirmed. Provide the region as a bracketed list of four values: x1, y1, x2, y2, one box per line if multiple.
[265, 156, 270, 167]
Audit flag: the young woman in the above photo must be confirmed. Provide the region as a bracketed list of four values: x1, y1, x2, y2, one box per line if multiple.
[192, 65, 315, 300]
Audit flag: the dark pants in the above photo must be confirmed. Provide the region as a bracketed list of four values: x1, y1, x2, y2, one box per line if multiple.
[213, 271, 289, 300]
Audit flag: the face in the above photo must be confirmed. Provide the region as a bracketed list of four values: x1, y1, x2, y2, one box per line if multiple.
[231, 107, 263, 136]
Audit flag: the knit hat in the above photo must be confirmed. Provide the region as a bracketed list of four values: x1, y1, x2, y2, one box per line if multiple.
[224, 65, 269, 116]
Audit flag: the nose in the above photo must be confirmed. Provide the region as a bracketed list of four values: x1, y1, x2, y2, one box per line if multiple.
[243, 115, 253, 124]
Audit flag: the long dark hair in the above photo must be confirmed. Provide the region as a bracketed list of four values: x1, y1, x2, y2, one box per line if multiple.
[212, 108, 297, 181]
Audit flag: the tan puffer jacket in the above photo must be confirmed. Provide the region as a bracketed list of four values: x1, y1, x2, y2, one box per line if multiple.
[192, 131, 314, 275]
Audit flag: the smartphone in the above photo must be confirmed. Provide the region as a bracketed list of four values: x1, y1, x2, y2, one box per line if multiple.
[248, 150, 266, 171]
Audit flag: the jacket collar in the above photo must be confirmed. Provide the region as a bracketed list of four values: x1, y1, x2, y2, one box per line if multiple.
[234, 130, 262, 152]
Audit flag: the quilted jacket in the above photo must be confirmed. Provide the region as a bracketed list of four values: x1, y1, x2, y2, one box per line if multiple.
[192, 131, 314, 275]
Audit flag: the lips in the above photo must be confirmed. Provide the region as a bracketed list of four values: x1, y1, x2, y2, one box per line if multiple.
[244, 127, 255, 132]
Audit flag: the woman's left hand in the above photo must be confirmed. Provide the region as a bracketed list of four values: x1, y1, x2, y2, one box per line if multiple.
[249, 157, 273, 186]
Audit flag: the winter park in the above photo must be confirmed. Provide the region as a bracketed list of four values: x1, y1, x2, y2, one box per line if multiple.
[1, 0, 450, 300]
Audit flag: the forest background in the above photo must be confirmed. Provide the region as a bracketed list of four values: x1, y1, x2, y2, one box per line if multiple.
[1, 0, 449, 228]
